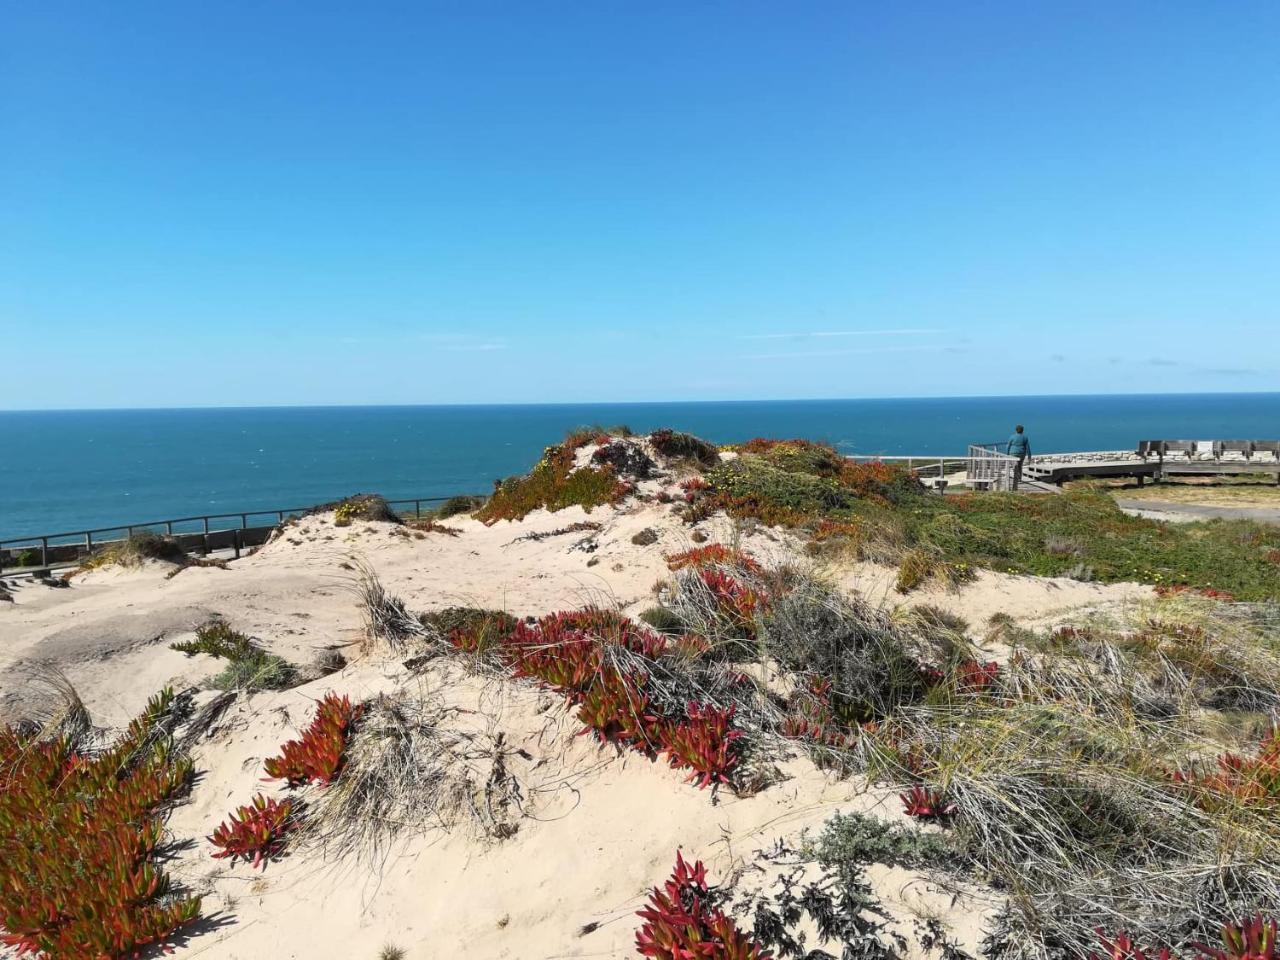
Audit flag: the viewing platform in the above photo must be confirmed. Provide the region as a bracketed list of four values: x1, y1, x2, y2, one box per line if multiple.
[1025, 440, 1280, 486]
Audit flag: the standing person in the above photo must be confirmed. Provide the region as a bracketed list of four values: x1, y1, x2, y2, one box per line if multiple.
[1007, 424, 1031, 490]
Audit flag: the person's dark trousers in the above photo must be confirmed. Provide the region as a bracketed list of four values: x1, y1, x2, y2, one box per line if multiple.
[1013, 455, 1025, 490]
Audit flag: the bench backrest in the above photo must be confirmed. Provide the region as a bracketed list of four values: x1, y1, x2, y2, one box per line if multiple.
[1218, 440, 1255, 455]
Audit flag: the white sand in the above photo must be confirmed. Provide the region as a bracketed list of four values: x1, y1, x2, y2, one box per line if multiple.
[0, 495, 1148, 959]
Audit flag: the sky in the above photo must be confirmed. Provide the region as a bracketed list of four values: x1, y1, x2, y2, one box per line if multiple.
[2, 2, 1278, 409]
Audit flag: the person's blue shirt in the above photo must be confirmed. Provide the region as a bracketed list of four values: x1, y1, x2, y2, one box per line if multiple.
[1007, 433, 1030, 457]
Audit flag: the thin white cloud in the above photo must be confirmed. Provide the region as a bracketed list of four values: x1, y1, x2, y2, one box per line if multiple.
[418, 333, 509, 352]
[740, 344, 952, 361]
[740, 328, 944, 340]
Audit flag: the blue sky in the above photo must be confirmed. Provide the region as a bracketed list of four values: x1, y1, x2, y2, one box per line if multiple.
[2, 2, 1278, 408]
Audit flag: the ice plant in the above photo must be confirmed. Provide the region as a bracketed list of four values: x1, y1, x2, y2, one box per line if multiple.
[900, 784, 956, 819]
[496, 609, 744, 791]
[1172, 729, 1280, 808]
[1091, 930, 1177, 960]
[0, 689, 201, 959]
[1093, 916, 1280, 960]
[659, 703, 742, 789]
[635, 851, 771, 960]
[1155, 584, 1237, 602]
[263, 692, 364, 787]
[209, 794, 299, 869]
[1196, 915, 1279, 960]
[957, 659, 1000, 693]
[665, 544, 762, 575]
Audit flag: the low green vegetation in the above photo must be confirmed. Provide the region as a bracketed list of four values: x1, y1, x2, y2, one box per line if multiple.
[810, 810, 961, 871]
[171, 619, 297, 692]
[79, 531, 188, 571]
[418, 606, 519, 656]
[476, 436, 627, 523]
[330, 494, 402, 527]
[431, 494, 486, 519]
[677, 435, 1280, 600]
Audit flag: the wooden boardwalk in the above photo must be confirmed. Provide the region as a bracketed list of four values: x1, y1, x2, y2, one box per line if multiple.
[1025, 440, 1280, 487]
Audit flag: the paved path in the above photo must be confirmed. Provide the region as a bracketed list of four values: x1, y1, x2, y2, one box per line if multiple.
[1116, 498, 1280, 525]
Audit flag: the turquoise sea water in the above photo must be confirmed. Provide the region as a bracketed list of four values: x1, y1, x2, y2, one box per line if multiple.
[3, 394, 1279, 541]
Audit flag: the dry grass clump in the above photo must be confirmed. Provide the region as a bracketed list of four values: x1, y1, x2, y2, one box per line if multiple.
[853, 634, 1280, 959]
[1031, 597, 1280, 717]
[352, 560, 431, 654]
[661, 551, 777, 656]
[16, 665, 97, 749]
[763, 575, 963, 727]
[307, 691, 522, 864]
[79, 531, 188, 572]
[894, 546, 976, 594]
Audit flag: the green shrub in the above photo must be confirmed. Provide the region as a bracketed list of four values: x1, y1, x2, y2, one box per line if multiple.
[763, 578, 929, 725]
[172, 619, 298, 692]
[171, 619, 256, 659]
[209, 652, 297, 692]
[744, 438, 847, 478]
[476, 443, 627, 523]
[330, 494, 402, 527]
[811, 810, 960, 870]
[706, 458, 853, 516]
[919, 513, 1005, 559]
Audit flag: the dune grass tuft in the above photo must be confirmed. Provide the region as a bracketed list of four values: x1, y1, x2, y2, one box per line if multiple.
[307, 692, 522, 865]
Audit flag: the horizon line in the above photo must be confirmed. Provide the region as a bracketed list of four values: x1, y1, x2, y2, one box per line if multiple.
[3, 389, 1280, 414]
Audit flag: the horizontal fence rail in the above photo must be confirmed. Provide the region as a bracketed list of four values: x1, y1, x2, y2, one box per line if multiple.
[844, 452, 1023, 491]
[0, 494, 482, 574]
[966, 444, 1019, 492]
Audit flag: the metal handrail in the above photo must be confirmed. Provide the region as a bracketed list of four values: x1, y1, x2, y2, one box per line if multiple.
[0, 494, 482, 572]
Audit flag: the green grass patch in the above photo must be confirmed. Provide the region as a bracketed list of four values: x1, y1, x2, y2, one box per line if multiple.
[172, 619, 298, 692]
[689, 438, 1280, 599]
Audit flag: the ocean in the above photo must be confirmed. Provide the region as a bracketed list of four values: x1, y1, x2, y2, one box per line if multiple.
[3, 394, 1279, 542]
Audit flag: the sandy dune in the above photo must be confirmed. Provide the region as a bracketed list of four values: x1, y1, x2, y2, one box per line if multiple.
[0, 497, 1150, 959]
